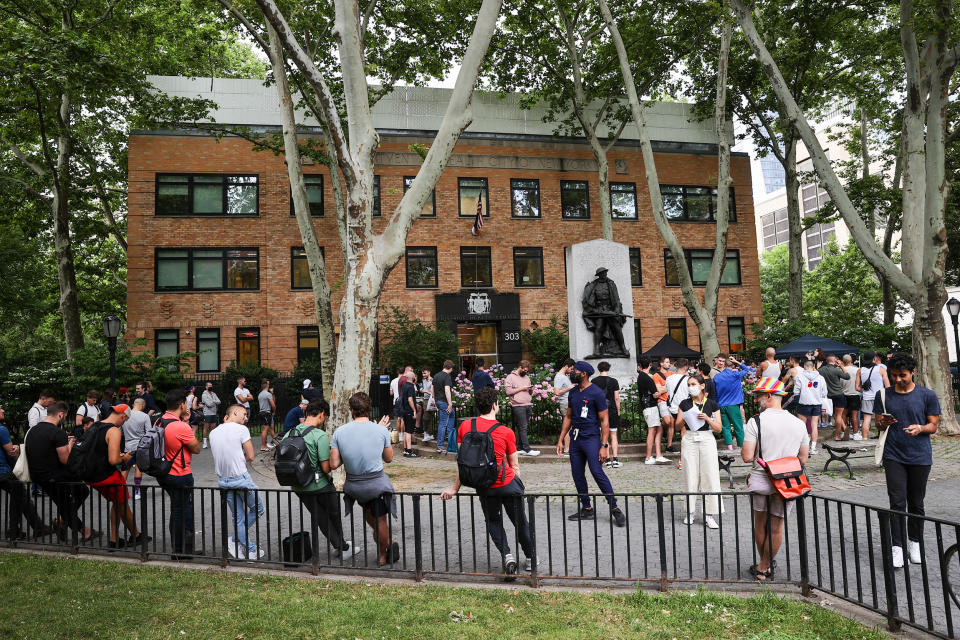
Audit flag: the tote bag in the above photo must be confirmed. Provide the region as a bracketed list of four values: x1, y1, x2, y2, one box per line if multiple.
[12, 434, 30, 483]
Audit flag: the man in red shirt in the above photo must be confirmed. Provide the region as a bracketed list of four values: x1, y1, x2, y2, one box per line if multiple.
[158, 389, 202, 559]
[441, 387, 533, 579]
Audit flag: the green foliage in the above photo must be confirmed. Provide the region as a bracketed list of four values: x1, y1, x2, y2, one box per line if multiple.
[288, 358, 325, 398]
[758, 245, 791, 326]
[223, 362, 280, 401]
[520, 315, 570, 366]
[377, 307, 458, 375]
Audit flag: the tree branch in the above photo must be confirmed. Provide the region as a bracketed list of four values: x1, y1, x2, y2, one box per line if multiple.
[83, 0, 123, 32]
[360, 0, 379, 48]
[215, 0, 270, 54]
[3, 141, 48, 178]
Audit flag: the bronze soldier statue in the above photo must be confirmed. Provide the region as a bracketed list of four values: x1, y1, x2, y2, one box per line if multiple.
[582, 267, 629, 358]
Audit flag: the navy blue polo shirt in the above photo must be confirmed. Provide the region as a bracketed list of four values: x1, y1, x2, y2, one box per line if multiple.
[568, 383, 608, 436]
[472, 369, 495, 393]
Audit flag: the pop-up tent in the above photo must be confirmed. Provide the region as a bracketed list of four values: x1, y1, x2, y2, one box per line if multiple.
[642, 334, 702, 359]
[775, 334, 859, 358]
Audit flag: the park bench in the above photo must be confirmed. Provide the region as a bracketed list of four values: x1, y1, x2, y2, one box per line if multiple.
[820, 441, 878, 479]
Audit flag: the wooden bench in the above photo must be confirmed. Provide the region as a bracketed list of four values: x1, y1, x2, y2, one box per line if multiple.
[820, 441, 878, 479]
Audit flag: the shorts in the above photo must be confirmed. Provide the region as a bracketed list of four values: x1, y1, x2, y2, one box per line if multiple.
[643, 406, 662, 428]
[400, 414, 414, 433]
[828, 395, 846, 409]
[87, 471, 130, 504]
[608, 413, 620, 432]
[747, 473, 794, 518]
[861, 396, 876, 415]
[845, 395, 861, 412]
[259, 411, 273, 426]
[658, 401, 671, 419]
[204, 414, 218, 424]
[797, 404, 821, 418]
[361, 494, 391, 518]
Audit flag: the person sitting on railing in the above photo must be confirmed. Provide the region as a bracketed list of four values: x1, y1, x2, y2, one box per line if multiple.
[440, 386, 535, 580]
[675, 374, 723, 529]
[741, 378, 809, 582]
[0, 405, 51, 539]
[329, 393, 397, 566]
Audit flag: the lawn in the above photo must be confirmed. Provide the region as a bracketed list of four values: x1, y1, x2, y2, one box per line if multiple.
[0, 553, 885, 640]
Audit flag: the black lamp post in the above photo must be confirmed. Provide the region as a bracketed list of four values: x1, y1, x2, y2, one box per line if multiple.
[103, 315, 122, 389]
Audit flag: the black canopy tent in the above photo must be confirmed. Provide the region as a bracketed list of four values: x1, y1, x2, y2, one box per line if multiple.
[775, 334, 859, 358]
[642, 334, 702, 359]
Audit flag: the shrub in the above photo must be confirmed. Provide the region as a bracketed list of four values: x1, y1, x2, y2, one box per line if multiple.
[378, 306, 458, 374]
[521, 315, 569, 366]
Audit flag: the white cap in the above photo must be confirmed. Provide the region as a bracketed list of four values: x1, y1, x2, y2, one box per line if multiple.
[303, 379, 311, 389]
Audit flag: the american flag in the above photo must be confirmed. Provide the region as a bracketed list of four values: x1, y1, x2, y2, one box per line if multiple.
[471, 193, 484, 236]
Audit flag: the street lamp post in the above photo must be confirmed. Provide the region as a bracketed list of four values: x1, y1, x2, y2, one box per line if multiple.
[102, 315, 122, 389]
[947, 299, 960, 365]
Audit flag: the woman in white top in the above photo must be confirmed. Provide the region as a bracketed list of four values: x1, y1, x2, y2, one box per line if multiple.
[675, 373, 724, 529]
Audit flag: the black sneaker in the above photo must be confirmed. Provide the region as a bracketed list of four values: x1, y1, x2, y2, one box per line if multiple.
[108, 539, 127, 549]
[127, 533, 152, 545]
[611, 507, 626, 528]
[666, 445, 679, 453]
[568, 507, 595, 521]
[402, 450, 412, 458]
[407, 450, 420, 458]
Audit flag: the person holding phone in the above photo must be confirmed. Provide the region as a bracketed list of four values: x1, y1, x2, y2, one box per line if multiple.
[874, 353, 940, 568]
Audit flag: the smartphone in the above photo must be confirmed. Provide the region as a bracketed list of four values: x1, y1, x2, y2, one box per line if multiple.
[880, 413, 897, 423]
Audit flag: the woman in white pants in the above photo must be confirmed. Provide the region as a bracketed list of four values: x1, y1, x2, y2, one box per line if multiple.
[676, 373, 724, 529]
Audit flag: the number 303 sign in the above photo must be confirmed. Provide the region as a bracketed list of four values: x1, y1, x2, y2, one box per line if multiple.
[502, 331, 520, 342]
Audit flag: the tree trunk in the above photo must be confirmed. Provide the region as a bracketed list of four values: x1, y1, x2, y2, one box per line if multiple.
[914, 285, 959, 435]
[783, 134, 804, 321]
[594, 144, 613, 241]
[53, 89, 84, 360]
[267, 21, 338, 393]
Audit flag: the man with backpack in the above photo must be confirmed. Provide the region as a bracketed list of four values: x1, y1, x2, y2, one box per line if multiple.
[440, 386, 534, 579]
[153, 389, 202, 559]
[209, 404, 264, 560]
[857, 351, 891, 440]
[279, 399, 357, 560]
[75, 390, 101, 428]
[72, 405, 147, 549]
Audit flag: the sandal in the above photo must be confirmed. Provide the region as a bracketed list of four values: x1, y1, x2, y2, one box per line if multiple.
[81, 530, 102, 543]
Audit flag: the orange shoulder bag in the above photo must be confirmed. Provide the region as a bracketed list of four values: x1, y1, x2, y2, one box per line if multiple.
[755, 415, 811, 501]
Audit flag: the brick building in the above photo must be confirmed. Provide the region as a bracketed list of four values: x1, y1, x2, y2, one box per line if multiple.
[127, 77, 761, 375]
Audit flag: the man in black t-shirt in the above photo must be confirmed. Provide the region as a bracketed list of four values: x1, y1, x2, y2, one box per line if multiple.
[399, 372, 420, 458]
[637, 357, 669, 464]
[592, 362, 622, 468]
[25, 401, 97, 541]
[432, 360, 456, 454]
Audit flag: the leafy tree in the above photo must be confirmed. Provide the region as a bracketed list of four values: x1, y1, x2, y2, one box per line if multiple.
[758, 244, 790, 326]
[521, 315, 570, 366]
[377, 307, 458, 376]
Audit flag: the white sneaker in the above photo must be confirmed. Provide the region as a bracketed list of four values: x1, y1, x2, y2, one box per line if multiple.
[892, 545, 904, 568]
[851, 433, 863, 441]
[248, 545, 266, 559]
[683, 516, 695, 526]
[909, 541, 922, 564]
[341, 541, 360, 560]
[655, 456, 670, 463]
[266, 442, 276, 450]
[705, 516, 719, 530]
[202, 439, 208, 449]
[809, 446, 818, 455]
[422, 434, 434, 442]
[645, 457, 656, 465]
[526, 449, 540, 457]
[134, 489, 141, 500]
[226, 536, 246, 560]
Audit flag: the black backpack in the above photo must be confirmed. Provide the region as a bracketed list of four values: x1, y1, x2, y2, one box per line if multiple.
[274, 425, 318, 486]
[66, 422, 110, 482]
[135, 416, 185, 478]
[457, 419, 505, 490]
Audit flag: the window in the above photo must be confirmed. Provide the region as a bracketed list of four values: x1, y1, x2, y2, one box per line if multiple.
[458, 178, 489, 217]
[405, 246, 438, 288]
[403, 176, 436, 218]
[510, 179, 541, 218]
[761, 207, 789, 251]
[728, 317, 746, 353]
[513, 247, 544, 287]
[155, 248, 259, 291]
[155, 174, 258, 216]
[629, 248, 642, 286]
[236, 328, 260, 367]
[461, 246, 492, 288]
[196, 328, 220, 372]
[634, 322, 642, 354]
[561, 180, 590, 219]
[372, 175, 381, 217]
[609, 182, 638, 220]
[668, 318, 688, 346]
[290, 174, 324, 216]
[297, 326, 321, 364]
[661, 185, 737, 222]
[291, 247, 325, 290]
[155, 329, 179, 359]
[663, 249, 741, 286]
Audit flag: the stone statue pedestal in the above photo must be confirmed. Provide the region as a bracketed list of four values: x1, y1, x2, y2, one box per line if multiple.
[565, 239, 637, 388]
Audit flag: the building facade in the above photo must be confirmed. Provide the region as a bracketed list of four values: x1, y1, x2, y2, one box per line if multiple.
[127, 78, 762, 374]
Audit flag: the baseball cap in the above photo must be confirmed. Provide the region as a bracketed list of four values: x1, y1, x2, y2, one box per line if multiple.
[110, 403, 131, 415]
[752, 378, 788, 396]
[303, 379, 311, 389]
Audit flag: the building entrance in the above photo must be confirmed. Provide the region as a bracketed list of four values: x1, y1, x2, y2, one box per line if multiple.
[457, 322, 498, 375]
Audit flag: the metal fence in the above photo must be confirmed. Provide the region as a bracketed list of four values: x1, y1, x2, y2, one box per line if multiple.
[2, 484, 956, 637]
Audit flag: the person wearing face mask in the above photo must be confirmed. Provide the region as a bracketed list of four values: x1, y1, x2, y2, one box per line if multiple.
[675, 374, 723, 529]
[506, 360, 539, 456]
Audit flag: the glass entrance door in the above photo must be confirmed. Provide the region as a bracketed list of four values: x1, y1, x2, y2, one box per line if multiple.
[457, 323, 498, 375]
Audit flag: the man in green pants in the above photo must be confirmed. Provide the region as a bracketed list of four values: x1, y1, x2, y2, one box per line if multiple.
[712, 356, 753, 450]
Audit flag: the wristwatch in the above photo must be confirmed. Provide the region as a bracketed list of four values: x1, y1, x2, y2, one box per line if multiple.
[601, 443, 609, 448]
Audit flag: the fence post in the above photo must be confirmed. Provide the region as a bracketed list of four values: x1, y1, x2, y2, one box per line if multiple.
[412, 494, 424, 582]
[219, 489, 229, 568]
[877, 511, 902, 633]
[140, 486, 149, 562]
[527, 495, 539, 588]
[656, 495, 668, 592]
[310, 501, 320, 576]
[796, 497, 810, 597]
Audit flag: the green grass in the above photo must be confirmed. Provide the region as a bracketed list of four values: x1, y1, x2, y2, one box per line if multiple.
[0, 553, 884, 640]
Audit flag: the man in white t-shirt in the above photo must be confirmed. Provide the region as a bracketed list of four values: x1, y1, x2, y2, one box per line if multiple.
[553, 359, 576, 455]
[233, 377, 254, 421]
[209, 404, 264, 560]
[28, 390, 55, 428]
[856, 351, 890, 439]
[741, 378, 809, 582]
[75, 390, 101, 427]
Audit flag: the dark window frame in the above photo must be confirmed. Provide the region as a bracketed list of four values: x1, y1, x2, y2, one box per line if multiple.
[668, 318, 688, 347]
[155, 173, 260, 217]
[510, 178, 542, 219]
[371, 175, 381, 217]
[513, 246, 545, 288]
[195, 328, 221, 373]
[661, 185, 737, 223]
[629, 248, 643, 287]
[460, 246, 493, 288]
[236, 327, 261, 367]
[403, 176, 437, 218]
[728, 316, 746, 353]
[291, 246, 324, 290]
[663, 248, 742, 287]
[289, 173, 324, 217]
[154, 329, 179, 359]
[609, 182, 639, 220]
[297, 326, 321, 364]
[457, 177, 490, 218]
[155, 247, 260, 292]
[560, 180, 591, 219]
[405, 246, 439, 289]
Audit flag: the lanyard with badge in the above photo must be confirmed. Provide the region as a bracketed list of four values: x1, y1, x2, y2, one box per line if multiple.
[573, 397, 590, 440]
[692, 397, 708, 440]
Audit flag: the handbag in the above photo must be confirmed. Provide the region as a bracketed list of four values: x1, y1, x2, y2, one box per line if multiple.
[12, 432, 30, 483]
[874, 388, 888, 466]
[755, 415, 811, 501]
